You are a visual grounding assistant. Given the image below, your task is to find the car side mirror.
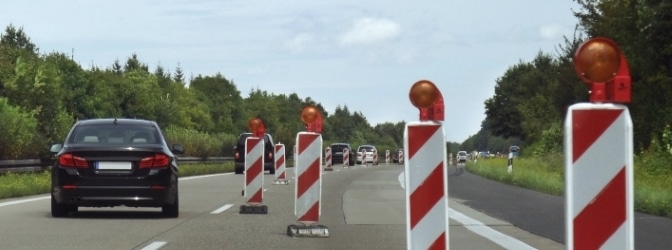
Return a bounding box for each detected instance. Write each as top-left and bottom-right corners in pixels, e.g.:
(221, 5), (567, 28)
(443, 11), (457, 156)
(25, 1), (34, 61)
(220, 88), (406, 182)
(50, 144), (63, 153)
(172, 144), (185, 154)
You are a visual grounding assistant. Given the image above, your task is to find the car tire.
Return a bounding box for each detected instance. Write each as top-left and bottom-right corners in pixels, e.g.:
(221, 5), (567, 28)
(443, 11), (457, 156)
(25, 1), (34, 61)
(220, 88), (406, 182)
(162, 194), (179, 218)
(269, 166), (275, 175)
(235, 168), (243, 174)
(51, 194), (70, 218)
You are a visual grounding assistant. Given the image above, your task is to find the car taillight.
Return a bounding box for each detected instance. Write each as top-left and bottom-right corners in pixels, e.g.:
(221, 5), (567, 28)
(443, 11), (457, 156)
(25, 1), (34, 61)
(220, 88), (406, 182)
(139, 153), (170, 168)
(235, 152), (240, 159)
(268, 152), (273, 159)
(59, 153), (88, 168)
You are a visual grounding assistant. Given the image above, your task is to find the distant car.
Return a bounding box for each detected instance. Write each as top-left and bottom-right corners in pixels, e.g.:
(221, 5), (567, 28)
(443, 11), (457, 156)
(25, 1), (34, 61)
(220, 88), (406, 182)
(509, 146), (520, 158)
(49, 118), (184, 218)
(234, 133), (275, 175)
(457, 151), (468, 163)
(392, 148), (403, 163)
(356, 145), (378, 164)
(329, 143), (355, 166)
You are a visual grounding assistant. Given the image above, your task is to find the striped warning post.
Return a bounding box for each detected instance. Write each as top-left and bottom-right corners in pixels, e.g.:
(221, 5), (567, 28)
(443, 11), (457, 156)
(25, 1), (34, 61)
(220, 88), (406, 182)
(324, 147), (333, 171)
(565, 103), (634, 250)
(343, 148), (350, 168)
(404, 121), (449, 250)
(398, 149), (404, 165)
(372, 149), (379, 165)
(385, 150), (390, 164)
(244, 137), (264, 204)
(360, 148), (367, 167)
(273, 144), (288, 185)
(295, 132), (323, 224)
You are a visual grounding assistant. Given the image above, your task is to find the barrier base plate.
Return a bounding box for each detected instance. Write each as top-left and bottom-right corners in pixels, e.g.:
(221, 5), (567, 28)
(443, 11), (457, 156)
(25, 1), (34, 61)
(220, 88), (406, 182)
(287, 224), (329, 238)
(239, 204), (268, 214)
(323, 167), (333, 171)
(273, 179), (289, 185)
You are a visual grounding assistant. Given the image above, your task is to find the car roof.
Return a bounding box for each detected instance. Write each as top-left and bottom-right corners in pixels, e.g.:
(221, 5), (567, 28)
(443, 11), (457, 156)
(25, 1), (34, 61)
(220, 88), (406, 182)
(74, 118), (156, 126)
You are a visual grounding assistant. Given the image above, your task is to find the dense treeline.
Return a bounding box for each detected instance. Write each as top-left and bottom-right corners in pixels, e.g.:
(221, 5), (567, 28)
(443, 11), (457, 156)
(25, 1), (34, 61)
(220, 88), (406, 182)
(463, 0), (672, 161)
(0, 24), (407, 160)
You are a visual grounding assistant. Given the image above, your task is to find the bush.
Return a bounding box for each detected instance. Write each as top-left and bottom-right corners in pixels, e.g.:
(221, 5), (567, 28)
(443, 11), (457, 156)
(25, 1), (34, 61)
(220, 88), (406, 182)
(163, 126), (237, 158)
(0, 98), (39, 159)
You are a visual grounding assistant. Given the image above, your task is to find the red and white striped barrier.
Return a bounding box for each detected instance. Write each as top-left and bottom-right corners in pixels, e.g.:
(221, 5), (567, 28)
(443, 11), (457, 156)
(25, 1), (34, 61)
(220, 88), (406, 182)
(565, 103), (634, 250)
(273, 144), (288, 185)
(324, 147), (333, 171)
(372, 149), (378, 165)
(398, 150), (404, 165)
(385, 150), (390, 164)
(343, 148), (350, 168)
(404, 121), (449, 249)
(294, 132), (323, 225)
(360, 149), (367, 167)
(240, 136), (267, 214)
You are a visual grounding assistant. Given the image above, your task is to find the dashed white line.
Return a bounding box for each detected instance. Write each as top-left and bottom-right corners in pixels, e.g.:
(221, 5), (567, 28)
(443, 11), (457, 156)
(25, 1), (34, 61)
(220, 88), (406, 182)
(140, 241), (167, 250)
(210, 204), (234, 214)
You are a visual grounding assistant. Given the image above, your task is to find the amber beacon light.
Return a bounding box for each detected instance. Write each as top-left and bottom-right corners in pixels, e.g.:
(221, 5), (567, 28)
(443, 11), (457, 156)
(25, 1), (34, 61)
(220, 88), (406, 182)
(301, 105), (323, 133)
(248, 117), (265, 137)
(573, 37), (631, 103)
(409, 80), (445, 121)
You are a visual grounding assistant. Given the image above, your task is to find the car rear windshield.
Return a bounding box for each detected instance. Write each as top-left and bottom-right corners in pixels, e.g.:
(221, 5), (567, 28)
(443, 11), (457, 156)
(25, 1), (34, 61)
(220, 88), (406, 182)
(458, 152), (467, 156)
(331, 144), (349, 152)
(68, 124), (161, 144)
(358, 146), (375, 152)
(237, 134), (272, 146)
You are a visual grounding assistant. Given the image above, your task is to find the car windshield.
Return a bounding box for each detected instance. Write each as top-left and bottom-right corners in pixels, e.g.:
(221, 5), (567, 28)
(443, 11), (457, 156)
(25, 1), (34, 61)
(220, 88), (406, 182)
(237, 133), (272, 146)
(458, 152), (467, 156)
(358, 146), (374, 152)
(331, 144), (349, 152)
(68, 124), (160, 144)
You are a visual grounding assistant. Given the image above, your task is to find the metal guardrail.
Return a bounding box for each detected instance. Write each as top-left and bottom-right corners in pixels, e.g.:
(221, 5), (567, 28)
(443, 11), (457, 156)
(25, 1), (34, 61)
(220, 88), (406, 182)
(0, 156), (234, 173)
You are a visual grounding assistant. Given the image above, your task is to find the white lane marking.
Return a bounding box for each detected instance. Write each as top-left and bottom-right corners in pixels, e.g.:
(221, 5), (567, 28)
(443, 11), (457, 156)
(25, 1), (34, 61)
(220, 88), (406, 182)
(263, 188), (267, 192)
(141, 241), (167, 250)
(0, 173), (234, 208)
(210, 204), (234, 214)
(181, 172), (233, 180)
(0, 196), (49, 207)
(397, 172), (536, 250)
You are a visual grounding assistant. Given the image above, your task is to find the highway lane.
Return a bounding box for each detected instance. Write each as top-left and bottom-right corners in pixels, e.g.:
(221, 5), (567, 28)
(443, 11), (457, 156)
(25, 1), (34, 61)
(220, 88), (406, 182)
(0, 163), (562, 249)
(449, 164), (672, 250)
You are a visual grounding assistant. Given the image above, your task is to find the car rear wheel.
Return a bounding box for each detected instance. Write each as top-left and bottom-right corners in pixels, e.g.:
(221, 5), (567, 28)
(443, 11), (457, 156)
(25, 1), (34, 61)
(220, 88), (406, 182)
(162, 194), (179, 218)
(234, 168), (243, 174)
(51, 194), (72, 218)
(269, 167), (275, 175)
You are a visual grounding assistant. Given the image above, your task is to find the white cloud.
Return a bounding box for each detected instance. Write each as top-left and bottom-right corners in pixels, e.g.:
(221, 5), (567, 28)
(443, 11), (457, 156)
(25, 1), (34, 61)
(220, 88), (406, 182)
(340, 17), (401, 46)
(284, 33), (315, 52)
(539, 24), (567, 40)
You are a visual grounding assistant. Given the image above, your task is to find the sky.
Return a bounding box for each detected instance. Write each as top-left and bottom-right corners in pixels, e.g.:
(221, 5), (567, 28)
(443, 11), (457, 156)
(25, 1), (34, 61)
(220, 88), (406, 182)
(1, 0), (582, 143)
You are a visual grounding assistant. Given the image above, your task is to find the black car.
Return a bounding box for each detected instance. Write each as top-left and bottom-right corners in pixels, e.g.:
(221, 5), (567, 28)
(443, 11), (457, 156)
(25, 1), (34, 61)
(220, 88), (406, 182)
(234, 133), (275, 175)
(392, 148), (404, 163)
(329, 143), (355, 166)
(49, 118), (184, 218)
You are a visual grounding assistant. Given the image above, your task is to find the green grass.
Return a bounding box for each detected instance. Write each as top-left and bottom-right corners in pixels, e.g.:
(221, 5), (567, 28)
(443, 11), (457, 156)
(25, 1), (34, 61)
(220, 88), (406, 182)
(467, 155), (672, 218)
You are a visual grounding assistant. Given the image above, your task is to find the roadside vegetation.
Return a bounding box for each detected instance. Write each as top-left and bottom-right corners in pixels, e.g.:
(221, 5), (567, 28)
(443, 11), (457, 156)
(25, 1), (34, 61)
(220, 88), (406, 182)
(466, 124), (672, 218)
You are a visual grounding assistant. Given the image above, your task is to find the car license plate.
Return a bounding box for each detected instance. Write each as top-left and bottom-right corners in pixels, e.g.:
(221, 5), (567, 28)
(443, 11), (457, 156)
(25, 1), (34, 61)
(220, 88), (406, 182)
(96, 162), (132, 170)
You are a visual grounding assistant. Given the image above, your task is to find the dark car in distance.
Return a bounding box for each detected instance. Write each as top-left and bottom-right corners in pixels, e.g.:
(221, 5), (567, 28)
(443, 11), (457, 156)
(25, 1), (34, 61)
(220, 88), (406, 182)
(392, 148), (404, 163)
(234, 133), (275, 175)
(329, 143), (355, 166)
(49, 118), (184, 218)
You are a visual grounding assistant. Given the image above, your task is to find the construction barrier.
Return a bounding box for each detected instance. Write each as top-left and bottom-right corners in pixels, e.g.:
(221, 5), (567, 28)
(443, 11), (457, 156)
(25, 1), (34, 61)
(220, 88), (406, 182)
(405, 121), (448, 249)
(324, 147), (333, 171)
(372, 149), (378, 165)
(240, 136), (267, 214)
(343, 148), (350, 168)
(385, 150), (390, 164)
(273, 144), (289, 185)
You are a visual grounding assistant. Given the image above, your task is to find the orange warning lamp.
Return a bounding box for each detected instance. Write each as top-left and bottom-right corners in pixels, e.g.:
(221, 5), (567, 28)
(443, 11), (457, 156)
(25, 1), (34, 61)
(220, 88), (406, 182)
(301, 105), (323, 133)
(574, 37), (631, 103)
(248, 117), (265, 137)
(409, 80), (444, 121)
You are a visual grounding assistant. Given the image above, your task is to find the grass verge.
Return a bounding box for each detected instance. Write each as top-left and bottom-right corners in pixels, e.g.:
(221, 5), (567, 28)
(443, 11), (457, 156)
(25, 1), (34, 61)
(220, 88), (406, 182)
(467, 156), (672, 218)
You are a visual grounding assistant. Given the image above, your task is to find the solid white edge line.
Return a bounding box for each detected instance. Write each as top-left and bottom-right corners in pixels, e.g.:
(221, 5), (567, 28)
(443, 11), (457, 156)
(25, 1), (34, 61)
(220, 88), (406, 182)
(0, 196), (50, 207)
(210, 204), (234, 214)
(397, 172), (537, 250)
(141, 241), (167, 250)
(0, 172), (234, 207)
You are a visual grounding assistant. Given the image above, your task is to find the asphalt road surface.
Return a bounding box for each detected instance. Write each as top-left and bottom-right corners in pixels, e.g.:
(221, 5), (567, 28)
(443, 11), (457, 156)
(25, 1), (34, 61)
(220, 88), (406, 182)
(0, 161), (669, 249)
